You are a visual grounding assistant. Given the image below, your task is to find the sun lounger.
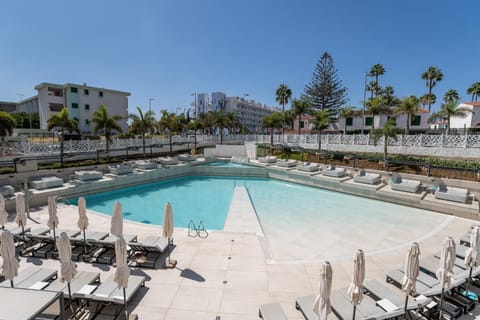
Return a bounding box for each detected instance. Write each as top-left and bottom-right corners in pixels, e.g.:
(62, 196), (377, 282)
(259, 303), (287, 320)
(322, 165), (346, 178)
(133, 160), (157, 170)
(433, 180), (469, 203)
(390, 173), (421, 193)
(108, 164), (133, 175)
(45, 271), (100, 298)
(276, 159), (297, 168)
(353, 169), (381, 185)
(73, 274), (145, 319)
(258, 156), (277, 164)
(88, 233), (138, 264)
(0, 267), (57, 289)
(0, 184), (15, 197)
(30, 176), (64, 190)
(128, 236), (169, 268)
(177, 154), (196, 162)
(156, 157), (179, 165)
(29, 229), (80, 258)
(364, 279), (431, 311)
(297, 162), (319, 172)
(74, 170), (103, 181)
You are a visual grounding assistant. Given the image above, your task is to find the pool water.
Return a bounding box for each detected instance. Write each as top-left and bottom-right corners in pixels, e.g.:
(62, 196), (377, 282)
(75, 176), (242, 230)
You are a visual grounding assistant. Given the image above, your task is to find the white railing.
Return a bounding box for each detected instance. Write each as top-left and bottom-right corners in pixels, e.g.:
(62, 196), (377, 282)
(2, 133), (480, 156)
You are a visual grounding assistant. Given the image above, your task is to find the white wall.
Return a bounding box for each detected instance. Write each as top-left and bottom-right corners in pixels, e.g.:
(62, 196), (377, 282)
(450, 104), (480, 129)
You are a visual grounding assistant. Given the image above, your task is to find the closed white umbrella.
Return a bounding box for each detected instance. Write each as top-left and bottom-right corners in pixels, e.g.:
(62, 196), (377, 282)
(347, 249), (365, 320)
(56, 232), (77, 301)
(47, 196), (59, 239)
(110, 201), (123, 237)
(15, 193), (26, 241)
(0, 230), (19, 287)
(163, 202), (176, 267)
(436, 237), (456, 320)
(0, 194), (7, 229)
(464, 226), (480, 290)
(114, 237), (130, 319)
(77, 197), (89, 253)
(313, 261), (333, 320)
(401, 242), (420, 313)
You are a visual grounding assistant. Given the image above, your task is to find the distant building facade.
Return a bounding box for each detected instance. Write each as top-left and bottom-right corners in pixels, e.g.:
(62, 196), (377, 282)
(8, 82), (130, 134)
(449, 102), (480, 130)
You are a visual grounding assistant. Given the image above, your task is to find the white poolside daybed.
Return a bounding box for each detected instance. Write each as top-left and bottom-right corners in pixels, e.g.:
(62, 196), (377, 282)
(258, 156), (277, 164)
(322, 165), (346, 178)
(30, 176), (64, 190)
(75, 170), (103, 181)
(276, 159), (297, 168)
(156, 157), (179, 165)
(133, 160), (157, 170)
(0, 184), (15, 198)
(177, 154), (196, 162)
(435, 184), (468, 203)
(390, 173), (421, 193)
(353, 169), (381, 185)
(108, 164), (133, 175)
(296, 162), (319, 172)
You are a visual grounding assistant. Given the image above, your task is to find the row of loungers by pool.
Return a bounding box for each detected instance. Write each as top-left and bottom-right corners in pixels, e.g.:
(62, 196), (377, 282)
(16, 227), (170, 269)
(260, 229), (480, 320)
(0, 266), (145, 319)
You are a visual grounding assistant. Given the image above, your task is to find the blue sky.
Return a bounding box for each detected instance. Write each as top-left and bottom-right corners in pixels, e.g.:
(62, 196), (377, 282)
(0, 0), (478, 115)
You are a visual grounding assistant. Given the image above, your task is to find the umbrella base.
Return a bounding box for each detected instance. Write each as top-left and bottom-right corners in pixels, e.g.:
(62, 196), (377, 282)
(165, 259), (177, 269)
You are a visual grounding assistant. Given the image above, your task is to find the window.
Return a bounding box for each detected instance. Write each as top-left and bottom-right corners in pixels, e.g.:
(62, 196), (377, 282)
(70, 87), (78, 93)
(99, 91), (104, 97)
(73, 117), (79, 122)
(387, 116), (397, 126)
(71, 103), (79, 109)
(346, 117), (353, 126)
(85, 119), (90, 125)
(365, 117), (373, 126)
(300, 121), (305, 129)
(411, 115), (421, 126)
(84, 89), (89, 95)
(85, 104), (90, 110)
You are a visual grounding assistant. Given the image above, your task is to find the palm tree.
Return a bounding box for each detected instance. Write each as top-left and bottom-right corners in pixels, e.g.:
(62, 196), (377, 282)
(128, 106), (156, 156)
(429, 99), (472, 135)
(394, 96), (420, 135)
(282, 109), (296, 133)
(443, 89), (460, 104)
(261, 112), (283, 145)
(421, 66), (443, 112)
(368, 64), (386, 97)
(225, 112), (241, 134)
(276, 84), (292, 135)
(199, 112), (215, 135)
(292, 97), (312, 135)
(213, 111), (229, 144)
(371, 118), (398, 169)
(309, 109), (331, 151)
(365, 96), (390, 130)
(47, 108), (79, 166)
(420, 94), (436, 109)
(338, 106), (357, 134)
(158, 110), (184, 153)
(0, 111), (16, 156)
(366, 81), (381, 99)
(188, 119), (202, 149)
(467, 82), (480, 101)
(92, 105), (123, 153)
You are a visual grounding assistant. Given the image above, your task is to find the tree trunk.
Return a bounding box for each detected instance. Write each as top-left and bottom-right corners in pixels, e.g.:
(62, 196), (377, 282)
(383, 135), (388, 169)
(194, 131), (197, 149)
(447, 114), (450, 135)
(427, 80), (433, 112)
(318, 133), (322, 151)
(281, 102), (285, 136)
(106, 131), (110, 155)
(169, 134), (173, 153)
(270, 129), (273, 146)
(297, 115), (301, 135)
(142, 133), (146, 156)
(60, 126), (64, 168)
(220, 127), (223, 144)
(406, 114), (410, 135)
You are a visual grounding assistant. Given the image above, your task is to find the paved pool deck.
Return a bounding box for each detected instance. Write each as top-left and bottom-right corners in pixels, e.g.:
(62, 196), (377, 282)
(3, 191), (480, 320)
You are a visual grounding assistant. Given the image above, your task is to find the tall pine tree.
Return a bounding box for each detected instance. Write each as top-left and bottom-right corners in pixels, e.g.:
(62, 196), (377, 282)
(304, 52), (349, 114)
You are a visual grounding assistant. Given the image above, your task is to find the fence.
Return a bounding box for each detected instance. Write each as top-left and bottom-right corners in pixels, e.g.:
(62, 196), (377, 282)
(2, 134), (480, 158)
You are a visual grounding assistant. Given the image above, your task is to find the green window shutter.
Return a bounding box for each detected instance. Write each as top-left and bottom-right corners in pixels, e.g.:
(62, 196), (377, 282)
(71, 87), (78, 93)
(346, 117), (353, 126)
(85, 104), (90, 110)
(72, 103), (79, 109)
(411, 115), (421, 126)
(84, 89), (89, 95)
(99, 91), (104, 97)
(365, 117), (373, 126)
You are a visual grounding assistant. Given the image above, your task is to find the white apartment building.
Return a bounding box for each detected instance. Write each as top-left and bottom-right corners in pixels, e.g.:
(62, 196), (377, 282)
(449, 102), (480, 130)
(30, 82), (130, 134)
(225, 96), (277, 132)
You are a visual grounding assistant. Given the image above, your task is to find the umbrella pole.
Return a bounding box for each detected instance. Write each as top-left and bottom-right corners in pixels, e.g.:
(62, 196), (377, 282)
(404, 295), (412, 320)
(21, 223), (25, 242)
(83, 229), (87, 254)
(439, 287), (445, 320)
(10, 280), (13, 288)
(466, 267), (473, 291)
(53, 223), (56, 240)
(67, 282), (75, 315)
(352, 305), (356, 320)
(123, 287), (128, 320)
